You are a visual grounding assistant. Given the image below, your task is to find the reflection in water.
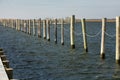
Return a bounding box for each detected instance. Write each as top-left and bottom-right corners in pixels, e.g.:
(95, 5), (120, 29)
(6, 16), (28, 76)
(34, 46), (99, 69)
(113, 64), (120, 79)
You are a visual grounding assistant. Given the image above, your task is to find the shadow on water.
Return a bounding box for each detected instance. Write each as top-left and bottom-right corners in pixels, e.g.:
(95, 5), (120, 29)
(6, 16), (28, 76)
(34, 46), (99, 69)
(0, 22), (120, 80)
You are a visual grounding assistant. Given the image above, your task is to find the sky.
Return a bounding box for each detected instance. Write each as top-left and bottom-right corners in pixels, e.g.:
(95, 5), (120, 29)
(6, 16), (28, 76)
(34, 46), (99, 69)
(0, 0), (120, 19)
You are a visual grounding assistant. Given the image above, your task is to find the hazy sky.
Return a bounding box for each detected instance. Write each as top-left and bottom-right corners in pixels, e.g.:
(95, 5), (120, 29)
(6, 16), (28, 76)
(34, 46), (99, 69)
(0, 0), (120, 19)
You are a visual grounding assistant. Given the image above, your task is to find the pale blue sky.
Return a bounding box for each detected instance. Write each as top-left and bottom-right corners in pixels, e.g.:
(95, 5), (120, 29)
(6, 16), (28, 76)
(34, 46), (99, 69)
(0, 0), (120, 19)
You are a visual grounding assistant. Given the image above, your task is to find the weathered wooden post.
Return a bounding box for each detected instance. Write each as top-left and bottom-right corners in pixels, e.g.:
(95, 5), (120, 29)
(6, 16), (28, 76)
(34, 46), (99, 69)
(18, 19), (20, 31)
(6, 19), (8, 27)
(47, 19), (50, 41)
(0, 19), (1, 25)
(3, 60), (9, 68)
(9, 19), (11, 28)
(5, 19), (7, 27)
(22, 20), (25, 32)
(28, 19), (31, 35)
(81, 18), (88, 52)
(38, 19), (41, 37)
(25, 20), (27, 33)
(16, 19), (18, 30)
(100, 18), (106, 59)
(17, 19), (19, 30)
(3, 19), (4, 26)
(61, 19), (64, 45)
(24, 20), (26, 33)
(26, 20), (29, 33)
(20, 19), (22, 31)
(6, 68), (13, 79)
(21, 20), (24, 32)
(8, 19), (11, 27)
(14, 19), (16, 29)
(32, 19), (36, 36)
(25, 20), (28, 33)
(43, 20), (46, 39)
(17, 19), (19, 31)
(7, 19), (9, 27)
(3, 19), (5, 27)
(3, 19), (6, 27)
(54, 19), (57, 44)
(15, 19), (18, 30)
(116, 16), (120, 64)
(70, 15), (75, 49)
(11, 19), (14, 28)
(24, 20), (27, 33)
(9, 19), (11, 27)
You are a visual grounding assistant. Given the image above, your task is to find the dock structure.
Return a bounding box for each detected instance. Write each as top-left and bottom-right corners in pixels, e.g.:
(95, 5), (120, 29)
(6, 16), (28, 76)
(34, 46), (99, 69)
(0, 56), (9, 80)
(0, 48), (15, 80)
(0, 15), (119, 65)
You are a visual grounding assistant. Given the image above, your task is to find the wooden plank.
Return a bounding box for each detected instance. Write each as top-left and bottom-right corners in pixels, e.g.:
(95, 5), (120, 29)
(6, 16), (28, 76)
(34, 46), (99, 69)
(0, 57), (9, 80)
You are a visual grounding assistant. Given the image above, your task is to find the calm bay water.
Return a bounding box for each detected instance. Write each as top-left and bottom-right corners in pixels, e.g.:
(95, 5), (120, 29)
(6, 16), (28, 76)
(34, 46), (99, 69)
(0, 22), (120, 80)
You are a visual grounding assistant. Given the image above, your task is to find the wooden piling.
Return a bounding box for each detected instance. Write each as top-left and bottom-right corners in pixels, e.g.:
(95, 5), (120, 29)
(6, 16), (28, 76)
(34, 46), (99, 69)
(16, 19), (18, 30)
(47, 19), (50, 41)
(1, 55), (7, 61)
(21, 20), (24, 32)
(100, 18), (106, 59)
(32, 19), (35, 36)
(0, 51), (4, 55)
(15, 19), (18, 30)
(70, 15), (75, 49)
(18, 19), (20, 31)
(6, 68), (13, 79)
(8, 19), (10, 27)
(19, 19), (20, 31)
(61, 19), (64, 45)
(38, 19), (41, 38)
(26, 20), (28, 33)
(7, 19), (9, 27)
(11, 19), (14, 29)
(81, 18), (88, 52)
(3, 60), (9, 68)
(24, 20), (27, 33)
(13, 19), (16, 29)
(43, 20), (46, 39)
(26, 20), (29, 34)
(28, 19), (31, 35)
(54, 19), (57, 44)
(116, 16), (120, 64)
(10, 19), (11, 27)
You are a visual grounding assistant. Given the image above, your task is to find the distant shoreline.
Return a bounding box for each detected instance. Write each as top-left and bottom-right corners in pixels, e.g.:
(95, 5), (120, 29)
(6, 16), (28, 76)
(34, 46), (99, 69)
(76, 19), (115, 22)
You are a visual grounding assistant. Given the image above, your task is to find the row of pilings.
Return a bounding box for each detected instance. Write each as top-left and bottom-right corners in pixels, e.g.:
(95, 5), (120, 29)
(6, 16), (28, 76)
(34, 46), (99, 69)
(0, 15), (120, 64)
